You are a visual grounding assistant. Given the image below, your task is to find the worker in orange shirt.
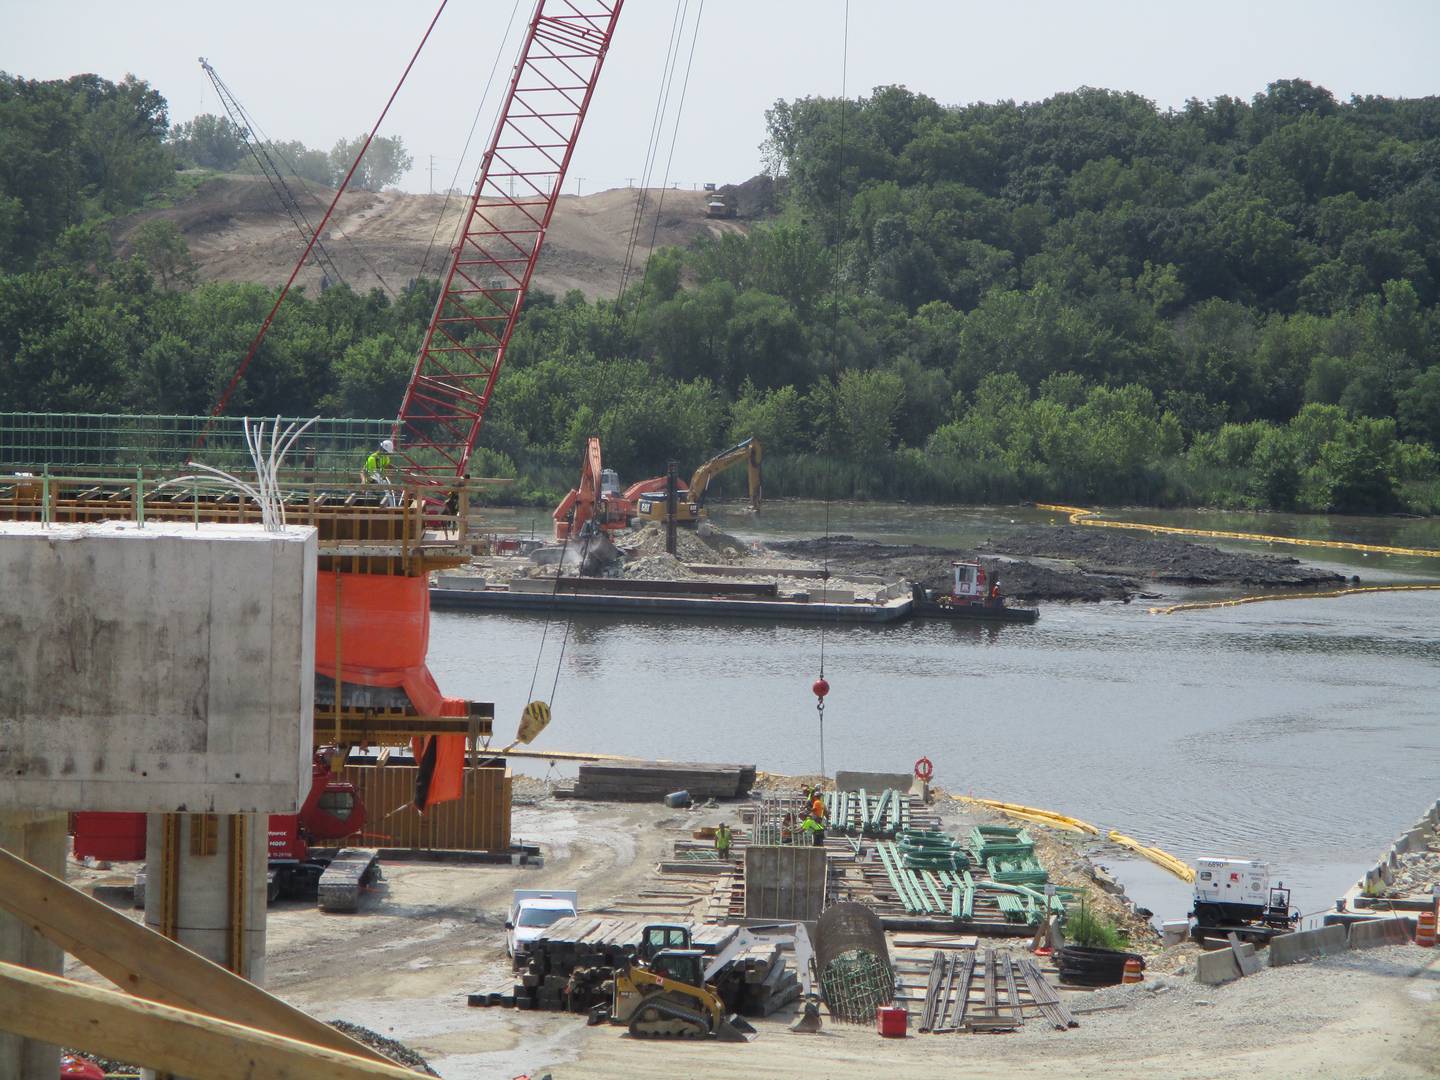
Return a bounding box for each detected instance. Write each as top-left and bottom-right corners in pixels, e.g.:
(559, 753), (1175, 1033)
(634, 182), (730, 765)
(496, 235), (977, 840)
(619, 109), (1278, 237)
(811, 790), (825, 823)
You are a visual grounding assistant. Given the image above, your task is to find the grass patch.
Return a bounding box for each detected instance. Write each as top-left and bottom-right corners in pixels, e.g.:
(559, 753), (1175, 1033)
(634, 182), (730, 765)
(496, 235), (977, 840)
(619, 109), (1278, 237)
(1065, 895), (1129, 950)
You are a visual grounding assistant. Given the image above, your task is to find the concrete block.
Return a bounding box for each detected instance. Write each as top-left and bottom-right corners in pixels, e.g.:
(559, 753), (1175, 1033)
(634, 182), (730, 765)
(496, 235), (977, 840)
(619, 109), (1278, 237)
(1269, 924), (1348, 967)
(1161, 921), (1189, 947)
(0, 521), (316, 814)
(1230, 939), (1261, 976)
(435, 574), (487, 591)
(834, 771), (914, 795)
(1347, 917), (1412, 949)
(1196, 948), (1242, 985)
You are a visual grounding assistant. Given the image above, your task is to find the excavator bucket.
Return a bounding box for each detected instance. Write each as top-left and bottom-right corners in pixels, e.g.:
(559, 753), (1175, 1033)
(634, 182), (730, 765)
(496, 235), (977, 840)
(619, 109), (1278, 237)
(715, 1014), (758, 1043)
(788, 997), (823, 1034)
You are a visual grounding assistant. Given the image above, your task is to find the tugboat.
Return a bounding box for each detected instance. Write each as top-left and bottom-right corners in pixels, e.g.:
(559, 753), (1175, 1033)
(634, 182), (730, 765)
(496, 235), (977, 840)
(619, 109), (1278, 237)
(910, 560), (1039, 624)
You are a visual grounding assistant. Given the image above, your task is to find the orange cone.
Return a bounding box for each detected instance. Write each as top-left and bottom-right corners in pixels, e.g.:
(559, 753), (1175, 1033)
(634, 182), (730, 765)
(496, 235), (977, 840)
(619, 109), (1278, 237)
(1416, 909), (1436, 948)
(1122, 958), (1144, 984)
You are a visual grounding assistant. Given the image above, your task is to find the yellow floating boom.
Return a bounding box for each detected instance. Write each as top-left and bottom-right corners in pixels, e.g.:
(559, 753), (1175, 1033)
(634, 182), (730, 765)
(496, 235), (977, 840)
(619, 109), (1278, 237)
(1036, 502), (1440, 560)
(1150, 583), (1440, 615)
(1106, 830), (1195, 882)
(952, 795), (1101, 835)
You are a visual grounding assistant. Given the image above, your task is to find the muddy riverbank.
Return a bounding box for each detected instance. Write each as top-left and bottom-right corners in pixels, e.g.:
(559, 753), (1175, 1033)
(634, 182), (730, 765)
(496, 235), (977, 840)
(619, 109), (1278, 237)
(767, 526), (1349, 602)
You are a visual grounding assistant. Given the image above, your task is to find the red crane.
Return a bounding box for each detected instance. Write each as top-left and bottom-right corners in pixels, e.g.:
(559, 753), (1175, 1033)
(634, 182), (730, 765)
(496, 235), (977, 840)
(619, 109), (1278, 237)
(396, 0), (623, 479)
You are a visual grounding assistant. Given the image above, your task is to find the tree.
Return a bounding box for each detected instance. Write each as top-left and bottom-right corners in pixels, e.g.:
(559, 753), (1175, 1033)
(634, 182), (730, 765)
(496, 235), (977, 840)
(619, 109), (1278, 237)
(170, 113), (246, 170)
(809, 369), (906, 456)
(128, 219), (195, 290)
(328, 134), (412, 191)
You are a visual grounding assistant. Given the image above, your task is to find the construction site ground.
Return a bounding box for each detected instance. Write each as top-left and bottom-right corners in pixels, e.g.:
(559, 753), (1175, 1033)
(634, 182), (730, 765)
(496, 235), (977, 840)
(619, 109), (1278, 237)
(114, 177), (748, 302)
(66, 787), (1440, 1079)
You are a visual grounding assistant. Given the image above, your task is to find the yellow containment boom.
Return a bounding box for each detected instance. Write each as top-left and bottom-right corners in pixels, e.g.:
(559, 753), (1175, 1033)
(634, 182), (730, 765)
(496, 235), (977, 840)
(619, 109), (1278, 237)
(1150, 583), (1440, 615)
(1036, 503), (1440, 560)
(951, 795), (1100, 835)
(1106, 830), (1195, 882)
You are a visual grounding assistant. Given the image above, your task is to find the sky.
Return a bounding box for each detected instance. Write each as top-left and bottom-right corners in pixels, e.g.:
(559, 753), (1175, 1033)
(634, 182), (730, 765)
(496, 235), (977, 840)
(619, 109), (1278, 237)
(3, 0), (1439, 196)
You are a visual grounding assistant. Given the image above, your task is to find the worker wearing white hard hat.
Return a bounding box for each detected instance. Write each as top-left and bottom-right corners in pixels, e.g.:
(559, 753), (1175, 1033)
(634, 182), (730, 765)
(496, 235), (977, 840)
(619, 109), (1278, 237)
(363, 438), (395, 486)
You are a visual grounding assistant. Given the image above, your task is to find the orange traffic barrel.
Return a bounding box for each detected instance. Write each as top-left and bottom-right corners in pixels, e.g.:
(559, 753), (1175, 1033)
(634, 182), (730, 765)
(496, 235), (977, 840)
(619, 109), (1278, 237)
(1122, 958), (1144, 984)
(1416, 910), (1437, 948)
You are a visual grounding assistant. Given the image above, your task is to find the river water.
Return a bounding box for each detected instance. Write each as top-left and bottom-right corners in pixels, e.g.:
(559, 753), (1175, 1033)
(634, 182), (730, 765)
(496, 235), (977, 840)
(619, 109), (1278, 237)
(428, 502), (1440, 921)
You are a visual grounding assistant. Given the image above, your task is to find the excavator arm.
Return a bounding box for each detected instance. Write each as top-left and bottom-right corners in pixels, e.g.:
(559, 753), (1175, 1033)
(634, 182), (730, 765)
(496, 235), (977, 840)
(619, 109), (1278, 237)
(687, 437), (762, 512)
(553, 437), (605, 540)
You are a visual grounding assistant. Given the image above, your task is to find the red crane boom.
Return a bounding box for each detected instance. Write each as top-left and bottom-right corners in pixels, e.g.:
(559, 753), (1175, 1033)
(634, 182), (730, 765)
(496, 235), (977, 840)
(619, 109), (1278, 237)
(396, 0), (623, 479)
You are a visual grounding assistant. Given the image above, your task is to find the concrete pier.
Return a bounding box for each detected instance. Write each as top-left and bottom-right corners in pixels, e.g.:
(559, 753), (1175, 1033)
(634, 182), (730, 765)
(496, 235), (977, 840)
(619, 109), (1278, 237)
(143, 813), (270, 982)
(0, 811), (66, 1080)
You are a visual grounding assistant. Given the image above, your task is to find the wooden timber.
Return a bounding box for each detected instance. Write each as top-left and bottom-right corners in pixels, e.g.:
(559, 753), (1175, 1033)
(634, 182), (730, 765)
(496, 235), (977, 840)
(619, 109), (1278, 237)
(0, 848), (389, 1065)
(0, 962), (419, 1080)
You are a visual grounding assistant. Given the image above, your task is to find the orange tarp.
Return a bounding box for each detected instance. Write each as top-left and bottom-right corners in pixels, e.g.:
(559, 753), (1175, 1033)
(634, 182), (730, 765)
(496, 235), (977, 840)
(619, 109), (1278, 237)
(316, 570), (467, 807)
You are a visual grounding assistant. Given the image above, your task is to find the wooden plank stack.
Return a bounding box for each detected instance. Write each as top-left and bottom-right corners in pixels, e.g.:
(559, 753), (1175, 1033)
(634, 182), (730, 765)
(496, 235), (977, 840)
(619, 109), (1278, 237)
(556, 761), (756, 802)
(468, 918), (741, 1014)
(901, 948), (1076, 1034)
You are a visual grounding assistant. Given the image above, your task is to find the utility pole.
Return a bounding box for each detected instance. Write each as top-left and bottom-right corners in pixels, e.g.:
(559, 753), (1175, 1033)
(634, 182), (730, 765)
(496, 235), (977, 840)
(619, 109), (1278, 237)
(626, 177), (635, 188)
(576, 177), (585, 196)
(428, 154), (434, 195)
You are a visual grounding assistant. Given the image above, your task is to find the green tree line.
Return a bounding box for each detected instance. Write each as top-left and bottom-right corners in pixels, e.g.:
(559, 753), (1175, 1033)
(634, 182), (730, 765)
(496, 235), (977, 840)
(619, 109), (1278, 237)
(0, 72), (410, 273)
(1, 72), (1438, 513)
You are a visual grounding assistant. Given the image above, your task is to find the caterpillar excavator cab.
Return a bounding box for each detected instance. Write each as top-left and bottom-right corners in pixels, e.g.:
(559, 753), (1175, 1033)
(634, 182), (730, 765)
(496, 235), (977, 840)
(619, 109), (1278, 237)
(631, 437), (763, 526)
(610, 924), (757, 1042)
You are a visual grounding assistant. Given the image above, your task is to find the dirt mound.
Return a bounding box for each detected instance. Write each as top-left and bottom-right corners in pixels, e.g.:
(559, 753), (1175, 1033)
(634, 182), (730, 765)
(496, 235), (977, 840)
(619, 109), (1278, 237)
(114, 176), (752, 301)
(618, 522), (748, 564)
(984, 526), (1349, 588)
(766, 535), (1131, 602)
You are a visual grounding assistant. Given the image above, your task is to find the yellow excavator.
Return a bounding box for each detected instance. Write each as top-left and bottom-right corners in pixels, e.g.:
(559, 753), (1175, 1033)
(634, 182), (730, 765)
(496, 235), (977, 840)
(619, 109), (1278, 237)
(630, 437), (762, 527)
(609, 925), (758, 1041)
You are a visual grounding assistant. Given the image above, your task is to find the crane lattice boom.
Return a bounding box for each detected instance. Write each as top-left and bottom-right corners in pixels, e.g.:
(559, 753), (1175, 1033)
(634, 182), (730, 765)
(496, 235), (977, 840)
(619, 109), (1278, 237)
(396, 0), (623, 479)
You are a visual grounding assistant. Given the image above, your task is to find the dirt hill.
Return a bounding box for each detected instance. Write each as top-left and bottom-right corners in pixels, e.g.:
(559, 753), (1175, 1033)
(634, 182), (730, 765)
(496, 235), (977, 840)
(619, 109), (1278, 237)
(115, 176), (753, 300)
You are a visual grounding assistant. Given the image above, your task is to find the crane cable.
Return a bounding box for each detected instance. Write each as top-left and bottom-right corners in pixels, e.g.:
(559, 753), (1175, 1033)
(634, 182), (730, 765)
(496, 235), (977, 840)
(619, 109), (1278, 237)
(198, 58), (403, 301)
(617, 0), (704, 317)
(202, 0), (449, 434)
(416, 0), (525, 283)
(813, 0), (851, 779)
(614, 0), (692, 306)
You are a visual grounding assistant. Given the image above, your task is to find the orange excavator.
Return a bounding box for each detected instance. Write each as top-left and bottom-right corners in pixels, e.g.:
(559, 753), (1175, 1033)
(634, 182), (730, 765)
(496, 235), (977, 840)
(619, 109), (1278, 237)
(553, 437), (632, 540)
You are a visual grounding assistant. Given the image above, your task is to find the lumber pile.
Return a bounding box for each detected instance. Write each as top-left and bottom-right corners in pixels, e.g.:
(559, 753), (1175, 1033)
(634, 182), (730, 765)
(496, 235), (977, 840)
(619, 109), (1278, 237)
(555, 761), (756, 802)
(467, 918), (798, 1016)
(909, 948), (1076, 1034)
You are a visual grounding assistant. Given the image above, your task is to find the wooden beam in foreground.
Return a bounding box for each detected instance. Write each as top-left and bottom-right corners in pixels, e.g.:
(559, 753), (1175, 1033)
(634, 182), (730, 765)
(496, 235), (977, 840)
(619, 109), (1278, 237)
(0, 846), (388, 1065)
(0, 961), (419, 1080)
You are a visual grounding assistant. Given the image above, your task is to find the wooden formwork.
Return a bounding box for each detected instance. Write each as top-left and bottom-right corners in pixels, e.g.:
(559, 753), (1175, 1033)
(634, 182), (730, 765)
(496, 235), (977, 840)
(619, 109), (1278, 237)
(341, 764), (511, 852)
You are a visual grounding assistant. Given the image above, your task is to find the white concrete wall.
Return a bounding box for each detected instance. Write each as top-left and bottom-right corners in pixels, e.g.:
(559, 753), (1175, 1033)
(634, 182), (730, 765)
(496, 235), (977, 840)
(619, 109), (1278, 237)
(0, 521), (315, 814)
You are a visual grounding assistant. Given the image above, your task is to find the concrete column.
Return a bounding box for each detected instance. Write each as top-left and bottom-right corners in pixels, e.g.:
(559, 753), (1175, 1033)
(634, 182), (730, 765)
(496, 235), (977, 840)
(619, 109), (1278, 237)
(0, 810), (67, 1080)
(143, 813), (268, 983)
